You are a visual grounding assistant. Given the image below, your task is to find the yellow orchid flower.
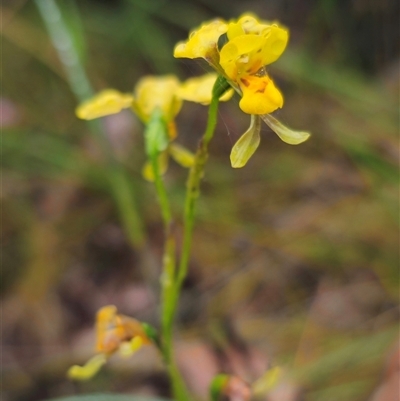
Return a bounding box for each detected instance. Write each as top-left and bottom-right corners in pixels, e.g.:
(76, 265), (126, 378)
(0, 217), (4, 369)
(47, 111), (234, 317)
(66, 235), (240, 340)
(76, 74), (231, 121)
(132, 75), (182, 140)
(174, 14), (288, 116)
(174, 13), (311, 167)
(75, 75), (182, 139)
(75, 74), (232, 178)
(68, 305), (152, 381)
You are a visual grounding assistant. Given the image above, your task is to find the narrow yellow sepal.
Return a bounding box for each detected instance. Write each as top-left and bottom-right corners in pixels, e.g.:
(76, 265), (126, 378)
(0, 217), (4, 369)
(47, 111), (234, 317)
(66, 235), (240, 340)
(67, 354), (107, 381)
(169, 143), (195, 168)
(76, 90), (133, 120)
(261, 114), (311, 145)
(230, 115), (261, 168)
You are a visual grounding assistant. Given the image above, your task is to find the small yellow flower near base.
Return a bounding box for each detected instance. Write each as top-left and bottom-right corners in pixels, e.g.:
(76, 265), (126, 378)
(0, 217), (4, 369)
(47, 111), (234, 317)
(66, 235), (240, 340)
(95, 305), (151, 354)
(68, 305), (152, 381)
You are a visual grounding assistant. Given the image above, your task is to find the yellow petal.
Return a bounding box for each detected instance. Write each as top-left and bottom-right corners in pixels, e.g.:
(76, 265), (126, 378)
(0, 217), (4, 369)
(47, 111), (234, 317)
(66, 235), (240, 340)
(261, 114), (311, 144)
(239, 14), (269, 34)
(226, 20), (245, 40)
(96, 305), (118, 353)
(173, 19), (228, 59)
(219, 35), (265, 78)
(221, 17), (288, 79)
(227, 14), (264, 39)
(239, 76), (283, 115)
(67, 354), (107, 381)
(230, 115), (261, 168)
(132, 75), (182, 124)
(142, 151), (169, 182)
(259, 24), (289, 66)
(177, 73), (234, 105)
(169, 143), (195, 168)
(76, 90), (133, 120)
(118, 336), (144, 358)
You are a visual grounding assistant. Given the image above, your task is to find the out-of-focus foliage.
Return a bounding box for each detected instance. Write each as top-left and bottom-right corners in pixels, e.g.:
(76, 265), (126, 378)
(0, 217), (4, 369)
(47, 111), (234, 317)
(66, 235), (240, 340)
(2, 1), (398, 401)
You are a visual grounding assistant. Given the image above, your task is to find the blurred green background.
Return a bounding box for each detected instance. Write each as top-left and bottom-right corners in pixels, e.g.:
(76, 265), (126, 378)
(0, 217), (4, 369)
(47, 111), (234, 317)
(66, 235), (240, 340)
(2, 0), (399, 401)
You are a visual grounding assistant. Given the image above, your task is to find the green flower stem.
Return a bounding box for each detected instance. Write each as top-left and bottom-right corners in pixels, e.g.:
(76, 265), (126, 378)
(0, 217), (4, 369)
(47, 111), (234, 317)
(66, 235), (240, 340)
(177, 88), (221, 288)
(149, 149), (192, 401)
(158, 82), (224, 401)
(160, 224), (191, 401)
(36, 0), (145, 247)
(151, 155), (172, 228)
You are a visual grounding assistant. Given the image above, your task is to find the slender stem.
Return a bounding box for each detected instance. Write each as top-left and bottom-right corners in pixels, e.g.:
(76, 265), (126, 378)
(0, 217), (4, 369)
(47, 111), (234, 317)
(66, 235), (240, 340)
(150, 150), (192, 400)
(151, 155), (172, 228)
(160, 231), (191, 401)
(156, 82), (223, 400)
(177, 93), (220, 288)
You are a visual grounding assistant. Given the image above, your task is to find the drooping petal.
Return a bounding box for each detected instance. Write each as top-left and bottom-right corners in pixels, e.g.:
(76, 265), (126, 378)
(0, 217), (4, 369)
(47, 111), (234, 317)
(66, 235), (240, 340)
(67, 354), (107, 381)
(261, 114), (311, 144)
(76, 90), (133, 120)
(178, 73), (234, 104)
(239, 76), (283, 115)
(169, 143), (195, 168)
(230, 115), (261, 168)
(174, 19), (228, 60)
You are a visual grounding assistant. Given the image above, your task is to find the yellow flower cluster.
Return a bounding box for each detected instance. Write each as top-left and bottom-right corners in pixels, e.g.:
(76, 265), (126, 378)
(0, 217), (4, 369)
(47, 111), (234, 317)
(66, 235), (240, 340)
(76, 74), (232, 178)
(76, 74), (231, 135)
(68, 305), (152, 380)
(75, 13), (310, 171)
(174, 13), (310, 167)
(174, 14), (287, 116)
